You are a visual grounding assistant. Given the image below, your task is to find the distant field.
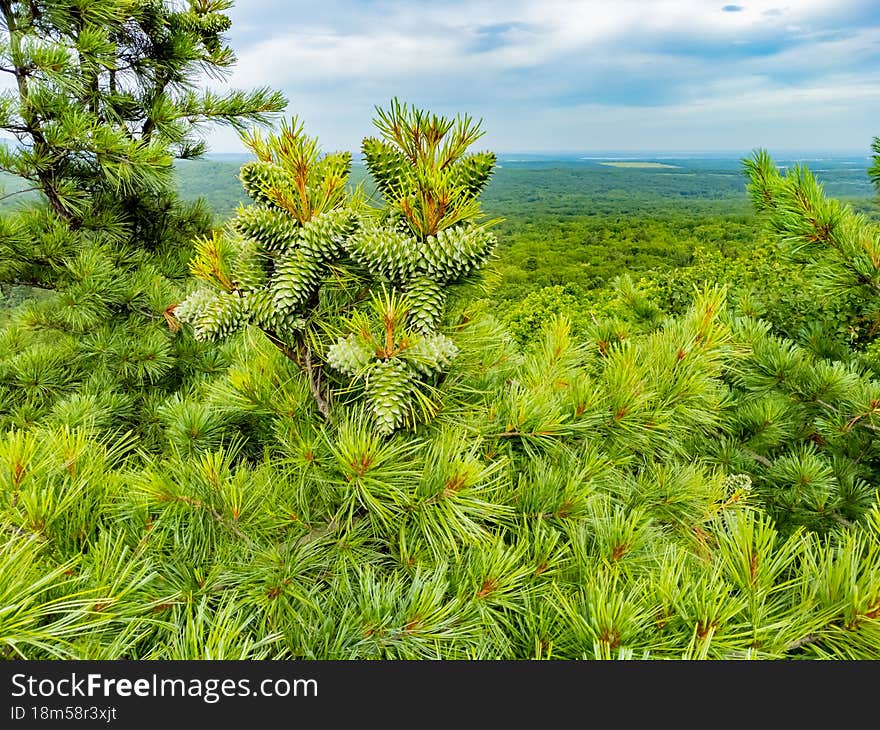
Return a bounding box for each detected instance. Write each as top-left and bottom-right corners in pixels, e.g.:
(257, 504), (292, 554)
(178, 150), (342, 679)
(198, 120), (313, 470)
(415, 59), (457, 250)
(598, 161), (680, 169)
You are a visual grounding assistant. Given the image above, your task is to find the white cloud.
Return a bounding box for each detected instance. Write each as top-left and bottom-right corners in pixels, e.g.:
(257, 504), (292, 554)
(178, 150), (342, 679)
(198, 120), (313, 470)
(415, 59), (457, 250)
(497, 73), (880, 152)
(207, 0), (880, 152)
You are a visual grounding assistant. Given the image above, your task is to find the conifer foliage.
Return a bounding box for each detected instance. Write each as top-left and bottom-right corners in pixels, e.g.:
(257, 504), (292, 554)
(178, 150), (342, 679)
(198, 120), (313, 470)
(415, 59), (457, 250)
(177, 101), (498, 432)
(0, 1), (285, 441)
(744, 148), (880, 349)
(0, 0), (283, 224)
(1, 5), (879, 662)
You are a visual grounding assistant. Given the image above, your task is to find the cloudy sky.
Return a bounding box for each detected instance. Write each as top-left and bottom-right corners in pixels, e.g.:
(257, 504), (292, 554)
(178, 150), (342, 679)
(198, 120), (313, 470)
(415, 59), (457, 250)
(209, 0), (880, 154)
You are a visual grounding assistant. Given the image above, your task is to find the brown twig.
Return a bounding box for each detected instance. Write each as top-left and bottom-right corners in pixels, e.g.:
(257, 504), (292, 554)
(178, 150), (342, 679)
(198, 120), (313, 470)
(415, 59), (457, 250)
(785, 634), (818, 652)
(744, 449), (773, 468)
(262, 328), (332, 420)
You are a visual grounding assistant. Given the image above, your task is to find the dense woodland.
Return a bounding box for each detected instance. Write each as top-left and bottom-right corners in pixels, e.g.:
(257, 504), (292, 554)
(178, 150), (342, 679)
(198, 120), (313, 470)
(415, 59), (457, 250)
(2, 1), (880, 661)
(164, 154), (880, 358)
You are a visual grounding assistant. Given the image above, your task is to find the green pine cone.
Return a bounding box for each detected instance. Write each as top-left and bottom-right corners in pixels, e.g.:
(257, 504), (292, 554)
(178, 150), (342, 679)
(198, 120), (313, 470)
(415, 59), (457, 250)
(196, 13), (233, 35)
(272, 248), (323, 317)
(239, 161), (293, 208)
(404, 276), (446, 333)
(178, 289), (247, 341)
(297, 208), (358, 261)
(362, 137), (409, 199)
(243, 289), (293, 332)
(233, 205), (300, 252)
(366, 359), (414, 434)
(346, 223), (419, 282)
(327, 333), (375, 376)
(174, 288), (217, 328)
(406, 333), (458, 375)
(450, 151), (496, 199)
(419, 224), (496, 282)
(231, 239), (267, 291)
(169, 11), (201, 33)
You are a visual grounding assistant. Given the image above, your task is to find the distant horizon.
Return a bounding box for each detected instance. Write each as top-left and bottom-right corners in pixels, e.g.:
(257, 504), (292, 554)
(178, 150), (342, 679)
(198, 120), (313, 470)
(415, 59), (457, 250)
(200, 149), (873, 160)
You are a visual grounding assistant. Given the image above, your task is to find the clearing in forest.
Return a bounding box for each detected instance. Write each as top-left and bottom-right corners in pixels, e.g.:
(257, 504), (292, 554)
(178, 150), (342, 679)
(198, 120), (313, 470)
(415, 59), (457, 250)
(599, 161), (681, 168)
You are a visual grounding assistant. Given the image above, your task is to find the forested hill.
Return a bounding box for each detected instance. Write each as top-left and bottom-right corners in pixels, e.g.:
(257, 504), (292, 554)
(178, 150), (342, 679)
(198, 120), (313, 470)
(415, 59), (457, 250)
(1, 152), (872, 310)
(165, 152), (876, 306)
(172, 152), (875, 221)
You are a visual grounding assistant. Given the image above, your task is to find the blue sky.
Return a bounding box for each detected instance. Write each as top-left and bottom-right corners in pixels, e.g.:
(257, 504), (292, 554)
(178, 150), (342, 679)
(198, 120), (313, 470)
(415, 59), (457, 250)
(208, 0), (880, 154)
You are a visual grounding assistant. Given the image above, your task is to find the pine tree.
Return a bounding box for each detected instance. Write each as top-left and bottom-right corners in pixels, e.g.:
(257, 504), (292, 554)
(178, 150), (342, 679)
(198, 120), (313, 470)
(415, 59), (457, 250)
(868, 137), (880, 198)
(0, 0), (283, 225)
(0, 1), (285, 441)
(6, 286), (880, 659)
(744, 149), (880, 350)
(176, 101), (498, 432)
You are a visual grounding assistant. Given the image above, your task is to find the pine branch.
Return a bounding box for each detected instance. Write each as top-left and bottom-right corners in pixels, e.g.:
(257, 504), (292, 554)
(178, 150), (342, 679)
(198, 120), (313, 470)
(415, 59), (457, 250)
(0, 185), (40, 202)
(785, 634), (818, 652)
(300, 338), (332, 421)
(286, 519), (340, 551)
(262, 327), (332, 420)
(744, 449), (773, 468)
(0, 0), (68, 219)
